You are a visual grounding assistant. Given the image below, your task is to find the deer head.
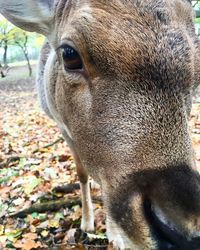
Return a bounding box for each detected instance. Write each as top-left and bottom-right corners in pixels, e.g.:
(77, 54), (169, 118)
(1, 0), (200, 249)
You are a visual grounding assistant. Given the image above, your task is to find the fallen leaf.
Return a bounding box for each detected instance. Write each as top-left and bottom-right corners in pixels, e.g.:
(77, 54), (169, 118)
(0, 235), (7, 247)
(41, 230), (49, 237)
(0, 203), (8, 218)
(13, 238), (42, 250)
(0, 225), (4, 236)
(6, 229), (23, 242)
(23, 232), (37, 240)
(13, 198), (25, 206)
(23, 176), (42, 195)
(48, 219), (60, 228)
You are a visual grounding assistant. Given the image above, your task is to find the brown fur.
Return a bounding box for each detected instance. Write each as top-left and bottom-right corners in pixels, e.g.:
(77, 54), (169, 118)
(1, 0), (200, 249)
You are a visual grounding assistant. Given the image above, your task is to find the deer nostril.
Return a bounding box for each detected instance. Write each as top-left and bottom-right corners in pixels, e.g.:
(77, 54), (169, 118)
(143, 199), (200, 250)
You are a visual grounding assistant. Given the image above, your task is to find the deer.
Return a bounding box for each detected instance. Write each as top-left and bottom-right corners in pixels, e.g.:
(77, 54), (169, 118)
(1, 0), (200, 249)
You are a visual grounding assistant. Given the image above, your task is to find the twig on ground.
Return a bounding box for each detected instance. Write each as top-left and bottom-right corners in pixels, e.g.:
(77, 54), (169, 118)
(9, 195), (103, 218)
(9, 196), (81, 218)
(52, 183), (80, 194)
(32, 137), (64, 153)
(0, 156), (20, 169)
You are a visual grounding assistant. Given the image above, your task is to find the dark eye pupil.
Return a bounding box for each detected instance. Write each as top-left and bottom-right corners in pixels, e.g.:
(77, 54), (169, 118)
(62, 46), (83, 70)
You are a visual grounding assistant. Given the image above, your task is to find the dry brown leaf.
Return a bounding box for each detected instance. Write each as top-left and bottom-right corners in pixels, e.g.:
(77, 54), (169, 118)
(23, 233), (38, 240)
(13, 238), (42, 250)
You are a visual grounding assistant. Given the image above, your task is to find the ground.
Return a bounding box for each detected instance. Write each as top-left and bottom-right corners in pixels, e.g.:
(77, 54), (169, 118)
(0, 65), (200, 250)
(0, 65), (107, 250)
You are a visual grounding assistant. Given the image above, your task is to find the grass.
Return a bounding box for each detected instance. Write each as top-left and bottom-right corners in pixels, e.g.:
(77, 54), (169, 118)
(8, 60), (38, 67)
(0, 71), (36, 82)
(0, 62), (37, 82)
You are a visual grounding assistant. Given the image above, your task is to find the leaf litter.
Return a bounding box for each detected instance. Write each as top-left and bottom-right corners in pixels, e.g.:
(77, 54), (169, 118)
(0, 78), (107, 249)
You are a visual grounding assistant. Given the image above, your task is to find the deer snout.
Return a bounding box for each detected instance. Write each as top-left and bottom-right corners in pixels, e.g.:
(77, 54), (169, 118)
(141, 164), (200, 250)
(144, 199), (200, 250)
(108, 164), (200, 250)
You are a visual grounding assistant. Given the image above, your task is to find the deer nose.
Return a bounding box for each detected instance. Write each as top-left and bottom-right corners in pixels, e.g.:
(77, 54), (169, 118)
(143, 199), (200, 250)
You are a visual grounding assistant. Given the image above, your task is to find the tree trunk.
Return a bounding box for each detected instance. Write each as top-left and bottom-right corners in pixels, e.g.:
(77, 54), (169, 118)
(0, 63), (8, 78)
(24, 50), (32, 77)
(15, 35), (32, 77)
(196, 10), (200, 18)
(3, 40), (8, 67)
(0, 68), (6, 78)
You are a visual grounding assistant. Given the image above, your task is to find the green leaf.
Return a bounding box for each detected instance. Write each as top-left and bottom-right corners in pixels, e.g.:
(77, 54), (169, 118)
(23, 176), (42, 195)
(54, 212), (64, 221)
(0, 204), (8, 218)
(18, 158), (26, 169)
(31, 212), (39, 219)
(6, 229), (23, 242)
(0, 169), (19, 184)
(38, 213), (47, 221)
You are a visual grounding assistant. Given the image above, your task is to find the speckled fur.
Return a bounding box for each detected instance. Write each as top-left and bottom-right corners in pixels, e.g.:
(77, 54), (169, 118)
(1, 0), (200, 249)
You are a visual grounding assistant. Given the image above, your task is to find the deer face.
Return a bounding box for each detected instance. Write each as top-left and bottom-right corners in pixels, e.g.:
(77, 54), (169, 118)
(1, 0), (200, 249)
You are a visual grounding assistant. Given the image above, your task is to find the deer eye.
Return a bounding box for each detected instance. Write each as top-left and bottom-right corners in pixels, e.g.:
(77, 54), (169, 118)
(61, 45), (83, 71)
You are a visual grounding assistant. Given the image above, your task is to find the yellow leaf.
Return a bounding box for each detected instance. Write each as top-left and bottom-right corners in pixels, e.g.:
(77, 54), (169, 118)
(48, 219), (60, 228)
(68, 156), (74, 161)
(39, 148), (50, 153)
(23, 176), (42, 195)
(41, 230), (49, 237)
(0, 225), (4, 235)
(17, 119), (24, 126)
(30, 225), (36, 233)
(0, 235), (7, 244)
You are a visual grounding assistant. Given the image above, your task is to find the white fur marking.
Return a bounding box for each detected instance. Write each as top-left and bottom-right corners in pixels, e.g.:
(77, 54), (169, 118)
(43, 50), (73, 139)
(106, 217), (140, 250)
(80, 181), (94, 232)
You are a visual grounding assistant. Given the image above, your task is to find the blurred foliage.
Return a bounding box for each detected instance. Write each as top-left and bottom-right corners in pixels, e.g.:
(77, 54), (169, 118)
(194, 1), (200, 23)
(0, 19), (44, 64)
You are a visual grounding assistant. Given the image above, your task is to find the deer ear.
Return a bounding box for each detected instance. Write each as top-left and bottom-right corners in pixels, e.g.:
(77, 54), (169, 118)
(0, 0), (54, 35)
